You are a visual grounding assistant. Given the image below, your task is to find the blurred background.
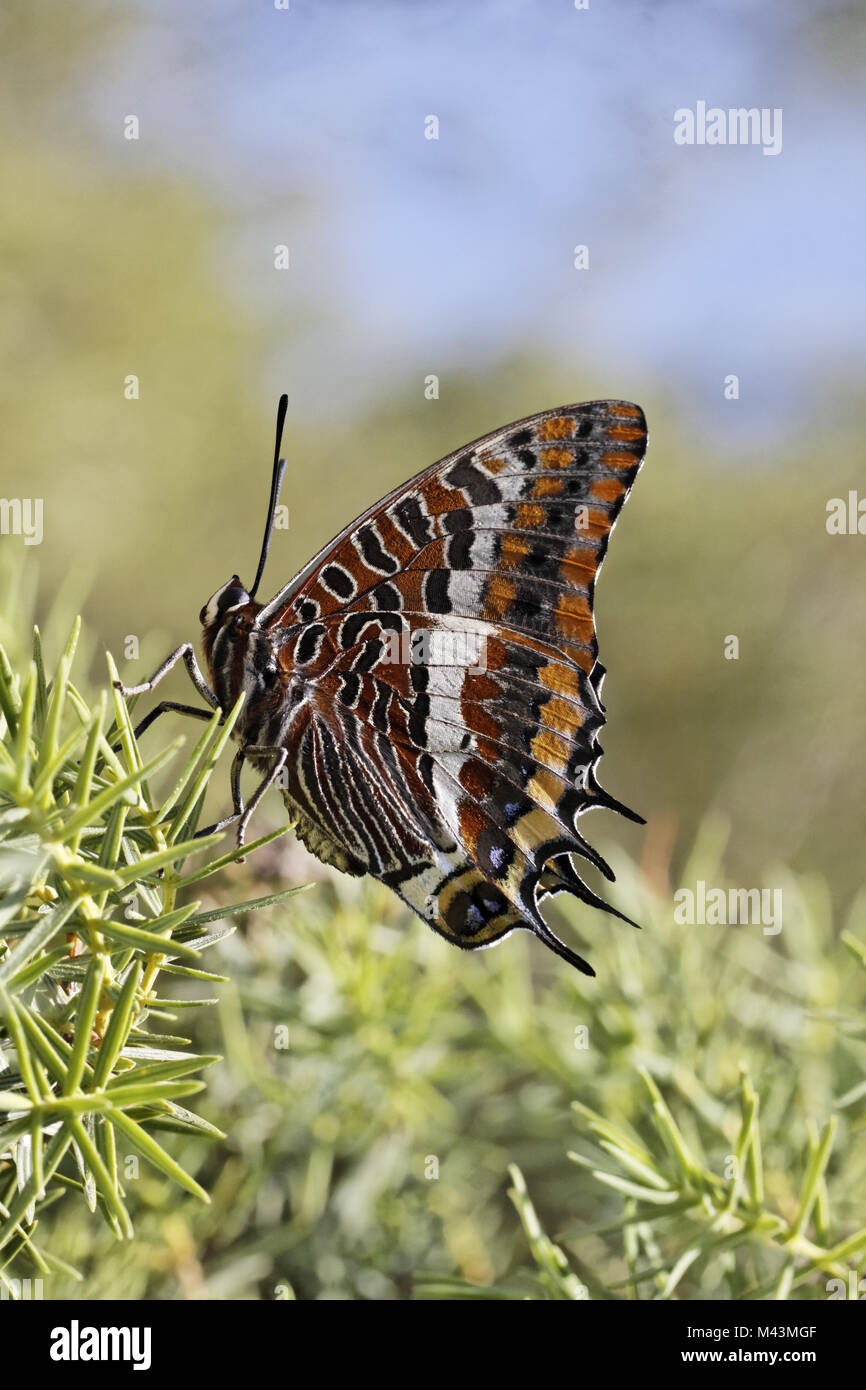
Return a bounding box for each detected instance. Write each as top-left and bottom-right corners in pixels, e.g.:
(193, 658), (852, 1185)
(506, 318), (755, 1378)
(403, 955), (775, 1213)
(1, 0), (864, 1299)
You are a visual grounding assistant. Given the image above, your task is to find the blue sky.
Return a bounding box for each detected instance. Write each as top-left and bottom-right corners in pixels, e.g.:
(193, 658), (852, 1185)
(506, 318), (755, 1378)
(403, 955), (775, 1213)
(86, 0), (864, 446)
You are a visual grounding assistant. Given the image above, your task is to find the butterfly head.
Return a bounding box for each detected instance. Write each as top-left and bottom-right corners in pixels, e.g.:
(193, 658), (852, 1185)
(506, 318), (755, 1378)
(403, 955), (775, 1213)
(199, 575), (264, 703)
(199, 576), (251, 631)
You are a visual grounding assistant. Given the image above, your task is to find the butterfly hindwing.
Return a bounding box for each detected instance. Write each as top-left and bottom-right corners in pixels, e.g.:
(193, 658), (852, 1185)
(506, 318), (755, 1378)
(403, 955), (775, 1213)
(267, 401), (647, 973)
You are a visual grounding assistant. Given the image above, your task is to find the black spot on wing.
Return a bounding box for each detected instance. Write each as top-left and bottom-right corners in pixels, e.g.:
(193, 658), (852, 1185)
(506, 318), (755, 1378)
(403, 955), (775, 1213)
(442, 880), (509, 940)
(371, 581), (402, 611)
(447, 530), (473, 569)
(296, 623), (326, 665)
(445, 457), (500, 505)
(371, 680), (391, 731)
(340, 611), (401, 648)
(322, 565), (355, 600)
(357, 523), (398, 575)
(474, 822), (515, 880)
(417, 750), (435, 792)
(353, 638), (384, 674)
(408, 690), (430, 746)
(338, 670), (361, 707)
(394, 496), (433, 548)
(441, 507), (473, 535)
(424, 569), (452, 615)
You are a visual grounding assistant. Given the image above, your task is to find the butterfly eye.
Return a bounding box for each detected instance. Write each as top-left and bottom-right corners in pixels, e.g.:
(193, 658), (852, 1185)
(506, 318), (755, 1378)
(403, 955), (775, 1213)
(223, 587), (249, 613)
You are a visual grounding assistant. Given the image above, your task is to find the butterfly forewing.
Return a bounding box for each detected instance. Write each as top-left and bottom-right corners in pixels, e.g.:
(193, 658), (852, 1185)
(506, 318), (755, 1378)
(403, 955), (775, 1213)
(261, 401), (647, 975)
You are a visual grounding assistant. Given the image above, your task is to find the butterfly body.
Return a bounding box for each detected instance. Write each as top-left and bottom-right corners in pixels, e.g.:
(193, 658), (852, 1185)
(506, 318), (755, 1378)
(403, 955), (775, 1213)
(120, 398), (648, 975)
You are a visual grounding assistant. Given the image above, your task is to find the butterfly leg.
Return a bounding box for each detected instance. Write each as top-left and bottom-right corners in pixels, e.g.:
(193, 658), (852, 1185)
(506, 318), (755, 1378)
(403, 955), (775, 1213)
(126, 701), (215, 742)
(192, 748), (246, 841)
(195, 745), (286, 851)
(114, 643), (219, 710)
(234, 744), (289, 849)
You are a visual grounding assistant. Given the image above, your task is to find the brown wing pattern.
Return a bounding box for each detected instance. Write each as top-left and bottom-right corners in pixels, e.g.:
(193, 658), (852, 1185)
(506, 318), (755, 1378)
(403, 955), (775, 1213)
(265, 401), (647, 974)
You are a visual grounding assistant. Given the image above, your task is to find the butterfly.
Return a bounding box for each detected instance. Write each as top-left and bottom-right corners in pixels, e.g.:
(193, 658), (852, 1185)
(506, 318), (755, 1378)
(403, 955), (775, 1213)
(117, 395), (648, 975)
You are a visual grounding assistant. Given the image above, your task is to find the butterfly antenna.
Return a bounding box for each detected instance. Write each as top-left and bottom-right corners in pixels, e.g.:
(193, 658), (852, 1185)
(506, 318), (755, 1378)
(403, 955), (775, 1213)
(249, 393), (289, 601)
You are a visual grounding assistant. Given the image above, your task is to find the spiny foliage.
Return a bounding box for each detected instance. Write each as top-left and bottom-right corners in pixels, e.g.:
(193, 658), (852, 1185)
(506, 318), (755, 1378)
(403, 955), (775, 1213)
(416, 1050), (866, 1300)
(0, 621), (299, 1281)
